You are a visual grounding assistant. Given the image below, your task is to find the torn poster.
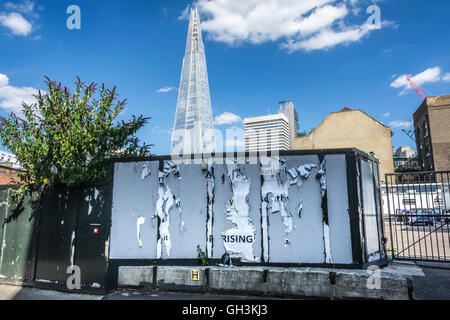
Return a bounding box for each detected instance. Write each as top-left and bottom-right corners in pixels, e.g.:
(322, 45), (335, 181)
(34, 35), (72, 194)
(141, 161), (151, 180)
(85, 188), (99, 215)
(221, 162), (259, 262)
(136, 216), (146, 247)
(317, 158), (332, 264)
(206, 160), (215, 257)
(260, 157), (317, 261)
(156, 160), (182, 259)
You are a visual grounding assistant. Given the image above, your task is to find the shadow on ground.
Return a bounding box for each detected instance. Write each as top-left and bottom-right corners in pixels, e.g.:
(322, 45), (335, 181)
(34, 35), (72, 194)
(412, 262), (450, 300)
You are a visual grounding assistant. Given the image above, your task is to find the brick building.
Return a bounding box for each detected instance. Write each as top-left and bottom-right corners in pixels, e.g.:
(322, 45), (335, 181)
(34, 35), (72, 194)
(0, 165), (21, 185)
(413, 95), (450, 172)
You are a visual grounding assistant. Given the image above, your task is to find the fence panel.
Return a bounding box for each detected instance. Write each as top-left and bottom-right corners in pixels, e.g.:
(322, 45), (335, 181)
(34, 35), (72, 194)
(34, 186), (80, 284)
(74, 185), (111, 288)
(384, 171), (450, 262)
(0, 190), (39, 284)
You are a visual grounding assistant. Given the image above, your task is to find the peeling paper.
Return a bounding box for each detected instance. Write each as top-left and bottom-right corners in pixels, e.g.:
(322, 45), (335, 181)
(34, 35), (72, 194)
(141, 161), (151, 180)
(69, 230), (76, 271)
(288, 163), (317, 187)
(323, 223), (332, 263)
(260, 157), (317, 260)
(297, 200), (303, 218)
(156, 161), (182, 259)
(317, 158), (332, 264)
(156, 186), (175, 257)
(85, 188), (99, 215)
(206, 161), (215, 257)
(222, 162), (259, 262)
(175, 199), (184, 231)
(317, 160), (327, 198)
(262, 157), (317, 234)
(136, 216), (146, 247)
(261, 157), (292, 235)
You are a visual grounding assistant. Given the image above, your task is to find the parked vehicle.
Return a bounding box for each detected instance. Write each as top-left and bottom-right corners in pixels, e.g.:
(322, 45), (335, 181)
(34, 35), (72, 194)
(440, 209), (450, 224)
(405, 209), (436, 226)
(395, 209), (409, 223)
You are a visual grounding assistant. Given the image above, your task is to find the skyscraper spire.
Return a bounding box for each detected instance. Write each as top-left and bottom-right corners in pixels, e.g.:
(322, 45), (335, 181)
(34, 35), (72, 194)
(171, 6), (215, 155)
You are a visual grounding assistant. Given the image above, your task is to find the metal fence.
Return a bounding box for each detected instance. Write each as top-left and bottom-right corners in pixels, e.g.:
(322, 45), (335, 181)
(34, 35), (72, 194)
(383, 171), (450, 262)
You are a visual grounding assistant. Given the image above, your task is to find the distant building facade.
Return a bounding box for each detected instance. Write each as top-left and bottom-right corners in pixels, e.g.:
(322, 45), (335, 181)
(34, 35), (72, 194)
(0, 166), (20, 185)
(414, 94), (450, 172)
(394, 146), (419, 171)
(293, 107), (395, 183)
(394, 146), (420, 172)
(396, 146), (416, 159)
(244, 113), (290, 152)
(0, 150), (20, 169)
(277, 100), (299, 148)
(0, 150), (21, 185)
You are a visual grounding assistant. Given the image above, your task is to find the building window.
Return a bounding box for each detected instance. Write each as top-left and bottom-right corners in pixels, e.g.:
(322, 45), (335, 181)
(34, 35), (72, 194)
(423, 119), (429, 138)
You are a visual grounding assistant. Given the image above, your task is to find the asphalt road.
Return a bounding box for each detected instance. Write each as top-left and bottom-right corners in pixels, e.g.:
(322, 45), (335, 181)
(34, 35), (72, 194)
(0, 284), (283, 300)
(385, 219), (450, 261)
(412, 262), (450, 300)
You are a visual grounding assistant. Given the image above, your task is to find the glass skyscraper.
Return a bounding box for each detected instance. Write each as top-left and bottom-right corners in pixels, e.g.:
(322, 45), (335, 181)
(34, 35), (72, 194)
(171, 7), (215, 155)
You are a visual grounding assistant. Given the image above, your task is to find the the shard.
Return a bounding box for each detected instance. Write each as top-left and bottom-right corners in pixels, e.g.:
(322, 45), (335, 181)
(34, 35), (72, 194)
(171, 7), (215, 155)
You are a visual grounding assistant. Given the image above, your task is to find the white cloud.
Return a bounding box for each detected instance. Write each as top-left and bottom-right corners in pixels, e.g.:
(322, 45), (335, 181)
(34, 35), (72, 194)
(382, 112), (390, 117)
(0, 12), (32, 36)
(157, 86), (176, 93)
(191, 0), (387, 52)
(388, 121), (413, 129)
(390, 67), (442, 95)
(443, 73), (450, 82)
(179, 5), (192, 20)
(282, 23), (371, 52)
(4, 1), (36, 16)
(214, 111), (242, 125)
(0, 74), (9, 87)
(0, 73), (40, 113)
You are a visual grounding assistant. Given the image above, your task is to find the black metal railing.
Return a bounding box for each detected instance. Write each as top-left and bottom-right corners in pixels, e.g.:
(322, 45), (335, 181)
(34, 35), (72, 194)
(384, 171), (450, 262)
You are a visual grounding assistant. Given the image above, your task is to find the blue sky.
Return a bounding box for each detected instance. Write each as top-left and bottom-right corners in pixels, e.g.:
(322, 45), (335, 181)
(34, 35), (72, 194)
(1, 0), (450, 156)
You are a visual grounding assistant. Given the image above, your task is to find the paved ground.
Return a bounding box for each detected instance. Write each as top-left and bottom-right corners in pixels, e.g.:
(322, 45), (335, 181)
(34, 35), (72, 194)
(0, 284), (101, 300)
(0, 284), (282, 300)
(385, 219), (450, 261)
(104, 290), (283, 300)
(412, 261), (450, 300)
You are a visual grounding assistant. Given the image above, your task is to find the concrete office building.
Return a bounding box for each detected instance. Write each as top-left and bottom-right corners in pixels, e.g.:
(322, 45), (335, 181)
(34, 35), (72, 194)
(413, 94), (450, 172)
(277, 100), (299, 148)
(244, 113), (291, 152)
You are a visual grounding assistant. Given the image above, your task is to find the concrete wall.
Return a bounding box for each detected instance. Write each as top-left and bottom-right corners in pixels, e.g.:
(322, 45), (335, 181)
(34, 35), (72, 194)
(294, 109), (394, 183)
(118, 265), (412, 300)
(109, 152), (382, 265)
